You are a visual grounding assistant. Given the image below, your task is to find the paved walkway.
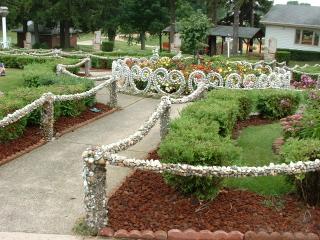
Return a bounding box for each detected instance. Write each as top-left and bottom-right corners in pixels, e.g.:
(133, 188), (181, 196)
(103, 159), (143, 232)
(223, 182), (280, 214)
(0, 88), (185, 236)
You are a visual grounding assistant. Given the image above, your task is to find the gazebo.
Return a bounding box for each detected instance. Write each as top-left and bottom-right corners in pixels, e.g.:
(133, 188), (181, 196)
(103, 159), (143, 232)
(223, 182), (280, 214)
(163, 25), (263, 56)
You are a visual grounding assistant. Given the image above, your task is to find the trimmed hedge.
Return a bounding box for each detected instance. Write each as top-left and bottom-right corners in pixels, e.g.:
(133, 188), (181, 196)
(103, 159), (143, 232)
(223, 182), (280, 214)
(281, 138), (320, 205)
(102, 41), (115, 52)
(256, 90), (301, 119)
(277, 48), (320, 61)
(0, 55), (48, 69)
(158, 89), (301, 200)
(275, 51), (291, 64)
(0, 83), (95, 143)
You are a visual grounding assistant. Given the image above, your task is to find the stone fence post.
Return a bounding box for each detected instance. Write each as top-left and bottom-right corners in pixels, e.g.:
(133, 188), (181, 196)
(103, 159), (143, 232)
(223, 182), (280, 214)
(83, 154), (107, 231)
(160, 101), (171, 140)
(41, 93), (55, 141)
(85, 57), (91, 77)
(108, 79), (118, 108)
(317, 75), (320, 90)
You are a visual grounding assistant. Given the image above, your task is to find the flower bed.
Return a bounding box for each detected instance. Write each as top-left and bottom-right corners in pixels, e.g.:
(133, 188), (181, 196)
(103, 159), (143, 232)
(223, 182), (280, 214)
(112, 54), (291, 95)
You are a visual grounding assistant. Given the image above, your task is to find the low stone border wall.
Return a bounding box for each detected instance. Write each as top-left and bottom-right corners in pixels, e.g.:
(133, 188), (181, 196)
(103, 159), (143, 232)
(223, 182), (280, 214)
(99, 227), (319, 240)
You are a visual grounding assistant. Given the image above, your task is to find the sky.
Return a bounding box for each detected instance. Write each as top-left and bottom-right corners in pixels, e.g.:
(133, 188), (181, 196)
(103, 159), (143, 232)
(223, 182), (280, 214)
(272, 0), (320, 6)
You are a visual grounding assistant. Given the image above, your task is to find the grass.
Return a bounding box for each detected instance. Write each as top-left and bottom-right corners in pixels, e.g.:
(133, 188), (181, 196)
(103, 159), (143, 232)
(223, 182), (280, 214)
(224, 123), (294, 196)
(0, 68), (24, 93)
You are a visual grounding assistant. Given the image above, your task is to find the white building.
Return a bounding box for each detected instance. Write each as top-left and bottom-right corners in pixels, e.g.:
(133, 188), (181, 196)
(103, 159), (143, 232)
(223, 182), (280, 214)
(261, 4), (320, 53)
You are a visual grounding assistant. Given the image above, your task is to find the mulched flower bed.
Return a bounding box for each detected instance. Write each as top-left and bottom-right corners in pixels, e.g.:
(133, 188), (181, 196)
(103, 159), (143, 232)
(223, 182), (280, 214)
(107, 116), (320, 235)
(0, 103), (112, 164)
(108, 170), (320, 235)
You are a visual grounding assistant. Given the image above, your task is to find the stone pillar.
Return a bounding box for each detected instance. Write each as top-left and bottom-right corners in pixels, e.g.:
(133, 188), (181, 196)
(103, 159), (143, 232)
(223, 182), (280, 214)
(41, 93), (55, 141)
(93, 31), (102, 51)
(0, 6), (9, 49)
(83, 154), (107, 231)
(317, 75), (320, 90)
(108, 80), (118, 108)
(85, 58), (90, 77)
(160, 99), (171, 140)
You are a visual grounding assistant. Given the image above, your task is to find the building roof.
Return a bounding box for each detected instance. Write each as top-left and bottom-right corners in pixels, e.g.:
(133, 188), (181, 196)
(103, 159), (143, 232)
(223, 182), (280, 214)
(12, 23), (80, 35)
(260, 4), (320, 29)
(208, 25), (261, 38)
(163, 25), (261, 39)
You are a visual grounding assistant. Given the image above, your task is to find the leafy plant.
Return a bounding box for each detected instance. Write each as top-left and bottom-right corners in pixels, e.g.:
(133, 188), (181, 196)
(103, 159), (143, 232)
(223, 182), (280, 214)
(281, 138), (320, 205)
(179, 10), (211, 60)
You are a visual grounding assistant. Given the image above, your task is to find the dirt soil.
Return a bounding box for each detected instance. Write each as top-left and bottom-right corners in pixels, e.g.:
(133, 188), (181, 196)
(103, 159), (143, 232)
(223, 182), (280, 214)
(108, 116), (320, 234)
(0, 103), (111, 163)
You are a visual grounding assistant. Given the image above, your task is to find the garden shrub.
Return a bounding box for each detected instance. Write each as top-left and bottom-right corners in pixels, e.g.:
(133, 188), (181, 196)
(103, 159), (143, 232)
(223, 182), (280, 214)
(102, 41), (115, 52)
(0, 97), (28, 143)
(0, 55), (48, 69)
(256, 90), (301, 119)
(91, 56), (114, 69)
(275, 51), (291, 64)
(281, 138), (320, 205)
(277, 48), (320, 61)
(159, 125), (241, 200)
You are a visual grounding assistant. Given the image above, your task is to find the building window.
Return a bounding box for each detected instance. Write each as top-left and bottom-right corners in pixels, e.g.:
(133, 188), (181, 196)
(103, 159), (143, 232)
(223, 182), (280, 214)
(295, 29), (320, 46)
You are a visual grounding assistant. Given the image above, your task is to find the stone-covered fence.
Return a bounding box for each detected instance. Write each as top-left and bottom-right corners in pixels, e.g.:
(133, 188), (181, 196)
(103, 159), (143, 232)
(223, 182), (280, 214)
(0, 76), (117, 141)
(81, 83), (320, 231)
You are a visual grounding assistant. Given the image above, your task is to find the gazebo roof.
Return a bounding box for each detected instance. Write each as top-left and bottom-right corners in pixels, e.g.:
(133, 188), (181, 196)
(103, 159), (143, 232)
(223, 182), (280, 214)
(163, 25), (262, 39)
(12, 23), (81, 35)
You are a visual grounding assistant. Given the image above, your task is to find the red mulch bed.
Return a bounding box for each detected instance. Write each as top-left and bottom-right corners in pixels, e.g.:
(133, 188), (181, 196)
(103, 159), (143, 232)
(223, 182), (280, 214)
(108, 116), (320, 234)
(108, 170), (320, 234)
(0, 103), (112, 163)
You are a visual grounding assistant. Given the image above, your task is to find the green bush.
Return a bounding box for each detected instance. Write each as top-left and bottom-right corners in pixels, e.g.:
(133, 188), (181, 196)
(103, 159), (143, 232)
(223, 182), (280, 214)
(32, 42), (49, 49)
(159, 118), (241, 200)
(277, 48), (320, 61)
(102, 41), (115, 52)
(256, 90), (301, 119)
(0, 97), (28, 143)
(0, 55), (48, 69)
(91, 56), (114, 69)
(281, 138), (320, 205)
(275, 51), (291, 64)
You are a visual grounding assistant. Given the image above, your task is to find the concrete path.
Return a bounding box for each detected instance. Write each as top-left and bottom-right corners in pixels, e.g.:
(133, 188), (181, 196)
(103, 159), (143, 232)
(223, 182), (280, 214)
(0, 88), (185, 235)
(0, 232), (104, 240)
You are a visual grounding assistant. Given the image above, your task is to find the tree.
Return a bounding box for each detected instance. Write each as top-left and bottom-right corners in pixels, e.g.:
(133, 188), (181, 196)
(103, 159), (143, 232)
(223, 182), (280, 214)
(119, 0), (170, 50)
(179, 11), (211, 60)
(232, 0), (245, 55)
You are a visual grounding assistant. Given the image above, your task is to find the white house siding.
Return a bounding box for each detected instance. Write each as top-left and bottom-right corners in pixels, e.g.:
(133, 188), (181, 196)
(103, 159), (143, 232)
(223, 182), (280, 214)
(265, 25), (320, 52)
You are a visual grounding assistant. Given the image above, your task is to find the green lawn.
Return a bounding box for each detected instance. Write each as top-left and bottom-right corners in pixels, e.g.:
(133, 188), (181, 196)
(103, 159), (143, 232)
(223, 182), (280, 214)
(224, 123), (294, 196)
(0, 68), (24, 93)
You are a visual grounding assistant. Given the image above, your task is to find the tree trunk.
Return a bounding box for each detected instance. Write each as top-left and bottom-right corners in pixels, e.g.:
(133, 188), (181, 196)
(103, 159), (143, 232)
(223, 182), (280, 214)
(232, 2), (240, 55)
(64, 20), (71, 49)
(108, 28), (116, 42)
(60, 21), (65, 48)
(250, 0), (255, 27)
(159, 32), (162, 52)
(140, 32), (146, 50)
(34, 22), (40, 45)
(22, 20), (28, 42)
(207, 0), (219, 25)
(169, 0), (176, 52)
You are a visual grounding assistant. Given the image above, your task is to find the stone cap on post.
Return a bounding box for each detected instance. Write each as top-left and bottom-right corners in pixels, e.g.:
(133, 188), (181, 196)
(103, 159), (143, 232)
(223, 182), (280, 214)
(0, 6), (9, 17)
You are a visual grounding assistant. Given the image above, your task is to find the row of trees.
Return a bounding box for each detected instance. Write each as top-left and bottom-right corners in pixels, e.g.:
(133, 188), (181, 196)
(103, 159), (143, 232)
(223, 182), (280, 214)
(4, 0), (273, 53)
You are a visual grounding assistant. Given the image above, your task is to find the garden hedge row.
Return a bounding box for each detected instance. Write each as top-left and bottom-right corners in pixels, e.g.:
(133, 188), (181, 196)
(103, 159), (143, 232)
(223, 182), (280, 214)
(280, 91), (320, 205)
(0, 82), (95, 143)
(158, 89), (301, 200)
(277, 48), (320, 61)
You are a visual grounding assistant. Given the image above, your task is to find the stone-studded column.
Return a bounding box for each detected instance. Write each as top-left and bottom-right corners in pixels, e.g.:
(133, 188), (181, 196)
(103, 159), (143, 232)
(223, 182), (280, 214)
(160, 98), (171, 140)
(108, 79), (118, 108)
(83, 150), (107, 231)
(85, 57), (91, 77)
(41, 93), (55, 141)
(317, 75), (320, 90)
